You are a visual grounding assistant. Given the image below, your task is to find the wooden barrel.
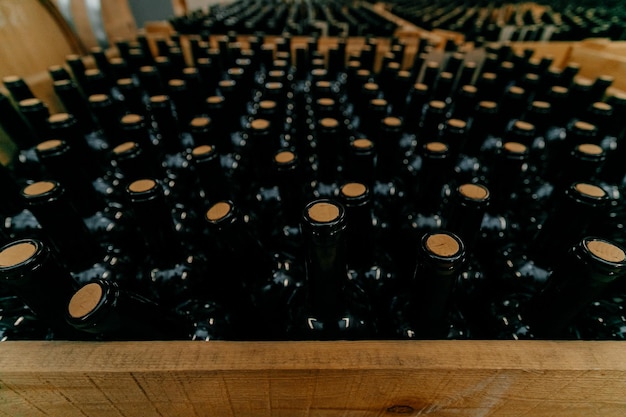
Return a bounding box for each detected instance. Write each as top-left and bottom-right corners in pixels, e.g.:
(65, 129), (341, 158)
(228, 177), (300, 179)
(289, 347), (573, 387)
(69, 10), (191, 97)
(0, 0), (85, 164)
(51, 0), (138, 50)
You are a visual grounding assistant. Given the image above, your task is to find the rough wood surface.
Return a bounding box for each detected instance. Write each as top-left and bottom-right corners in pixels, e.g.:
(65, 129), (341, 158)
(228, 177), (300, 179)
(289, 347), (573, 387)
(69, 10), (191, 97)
(1, 340), (625, 416)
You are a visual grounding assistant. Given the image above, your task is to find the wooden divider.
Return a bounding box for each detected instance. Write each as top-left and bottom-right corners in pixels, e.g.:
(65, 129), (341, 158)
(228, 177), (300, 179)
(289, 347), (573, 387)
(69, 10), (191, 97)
(50, 0), (137, 50)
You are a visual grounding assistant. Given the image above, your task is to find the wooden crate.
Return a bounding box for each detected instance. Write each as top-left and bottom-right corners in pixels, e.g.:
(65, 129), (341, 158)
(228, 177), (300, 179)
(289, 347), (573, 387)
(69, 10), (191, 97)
(2, 16), (626, 417)
(1, 340), (625, 416)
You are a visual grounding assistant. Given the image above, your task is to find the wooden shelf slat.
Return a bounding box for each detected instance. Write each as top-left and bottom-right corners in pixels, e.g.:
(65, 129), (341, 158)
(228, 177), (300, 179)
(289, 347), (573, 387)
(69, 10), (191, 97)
(1, 340), (625, 416)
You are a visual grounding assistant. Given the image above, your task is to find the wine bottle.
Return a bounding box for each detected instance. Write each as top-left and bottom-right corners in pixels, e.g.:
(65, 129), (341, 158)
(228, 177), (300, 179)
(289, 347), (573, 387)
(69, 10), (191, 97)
(390, 231), (468, 339)
(286, 199), (376, 339)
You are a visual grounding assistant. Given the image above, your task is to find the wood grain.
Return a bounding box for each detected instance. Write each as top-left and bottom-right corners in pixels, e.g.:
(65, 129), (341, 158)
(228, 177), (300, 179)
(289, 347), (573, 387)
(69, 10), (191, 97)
(0, 341), (625, 416)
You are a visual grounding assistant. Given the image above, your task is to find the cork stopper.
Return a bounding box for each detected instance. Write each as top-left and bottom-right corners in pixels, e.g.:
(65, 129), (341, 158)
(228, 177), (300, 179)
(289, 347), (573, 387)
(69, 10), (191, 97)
(275, 150), (295, 164)
(533, 101), (551, 109)
(68, 282), (103, 319)
(218, 80), (235, 88)
(508, 86), (525, 95)
(574, 183), (606, 198)
(48, 113), (70, 123)
(364, 82), (378, 91)
(259, 100), (276, 110)
(414, 83), (428, 91)
(574, 77), (593, 87)
(551, 86), (568, 95)
(341, 182), (367, 198)
(140, 65), (155, 73)
(265, 82), (282, 90)
(370, 98), (387, 107)
(251, 119), (270, 130)
(0, 241), (38, 267)
(398, 70), (411, 78)
(447, 119), (466, 129)
(356, 69), (370, 77)
(462, 85), (477, 94)
(504, 142), (527, 153)
(425, 233), (460, 257)
(425, 142), (448, 152)
(192, 144), (213, 157)
(184, 67), (199, 75)
(479, 101), (498, 109)
(586, 240), (626, 263)
(113, 142), (136, 154)
(316, 81), (331, 89)
(150, 95), (169, 104)
(429, 100), (446, 109)
(19, 98), (41, 107)
(317, 98), (335, 107)
(592, 102), (612, 111)
(23, 181), (56, 196)
(320, 118), (339, 129)
(353, 138), (373, 149)
(117, 78), (133, 86)
(383, 116), (402, 127)
(36, 139), (63, 151)
(128, 179), (156, 193)
(459, 183), (489, 201)
(514, 120), (535, 131)
(268, 70), (285, 79)
(88, 94), (108, 103)
(191, 117), (211, 128)
(206, 201), (232, 222)
(53, 79), (71, 87)
(2, 75), (21, 83)
(168, 79), (185, 87)
(577, 144), (603, 156)
(481, 72), (497, 80)
(524, 73), (539, 82)
(84, 68), (101, 77)
(311, 69), (327, 78)
(308, 201), (340, 223)
(121, 114), (142, 125)
(574, 121), (596, 132)
(206, 96), (224, 105)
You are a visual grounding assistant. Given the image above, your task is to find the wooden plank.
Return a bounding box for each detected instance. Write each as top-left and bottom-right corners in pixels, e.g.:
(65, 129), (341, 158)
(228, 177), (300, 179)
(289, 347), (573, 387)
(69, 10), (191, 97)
(506, 41), (575, 68)
(568, 40), (626, 92)
(1, 341), (625, 416)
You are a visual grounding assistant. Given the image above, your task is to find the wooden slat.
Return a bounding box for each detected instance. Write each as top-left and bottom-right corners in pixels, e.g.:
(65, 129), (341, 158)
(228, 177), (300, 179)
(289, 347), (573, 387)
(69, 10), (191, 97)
(1, 340), (625, 416)
(568, 40), (626, 92)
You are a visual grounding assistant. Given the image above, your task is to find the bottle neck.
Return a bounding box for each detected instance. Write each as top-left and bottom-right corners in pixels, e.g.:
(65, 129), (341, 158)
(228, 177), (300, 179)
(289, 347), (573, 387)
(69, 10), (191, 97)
(302, 201), (347, 317)
(340, 187), (376, 267)
(128, 180), (182, 263)
(410, 232), (466, 338)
